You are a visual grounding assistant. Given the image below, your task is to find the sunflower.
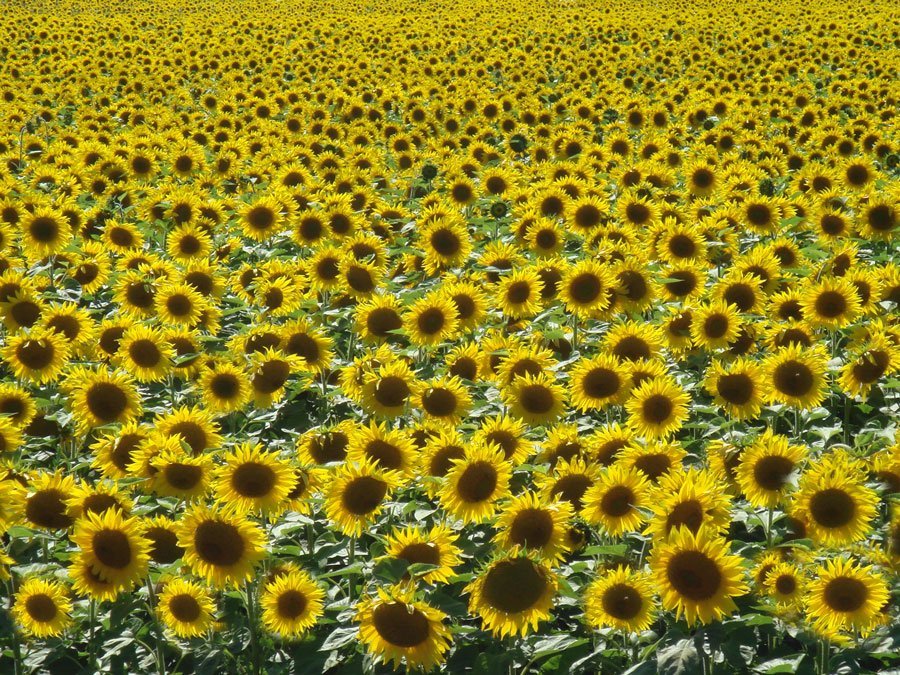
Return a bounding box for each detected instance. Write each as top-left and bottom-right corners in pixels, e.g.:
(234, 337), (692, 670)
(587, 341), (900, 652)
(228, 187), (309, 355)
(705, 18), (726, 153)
(342, 259), (382, 298)
(439, 444), (511, 524)
(155, 282), (209, 326)
(166, 223), (212, 262)
(560, 259), (612, 318)
(800, 276), (862, 330)
(703, 358), (765, 420)
(239, 194), (287, 241)
(23, 471), (76, 530)
(493, 492), (573, 563)
(443, 342), (480, 383)
(324, 458), (402, 537)
(650, 527), (748, 625)
(2, 328), (70, 384)
(281, 319), (333, 374)
(603, 321), (665, 363)
(214, 442), (296, 515)
(713, 272), (763, 313)
(65, 367), (142, 433)
(0, 287), (44, 331)
(90, 423), (150, 480)
(584, 566), (656, 633)
(158, 578), (216, 638)
(20, 207), (72, 260)
(384, 523), (462, 584)
(645, 471), (732, 540)
(466, 553), (557, 637)
(612, 257), (657, 312)
(116, 324), (174, 383)
(495, 344), (556, 387)
(113, 269), (158, 318)
(156, 405), (222, 456)
(838, 334), (900, 399)
(404, 294), (459, 347)
(763, 344), (828, 410)
(536, 457), (600, 512)
(527, 217), (565, 257)
(40, 302), (96, 357)
(12, 578), (73, 638)
(199, 360), (251, 413)
(619, 442), (687, 483)
(764, 561), (805, 609)
(71, 509), (150, 588)
(260, 569), (325, 638)
(420, 215), (472, 275)
(65, 480), (131, 520)
(0, 417), (22, 455)
(361, 359), (417, 418)
(734, 430), (807, 508)
(413, 375), (471, 424)
(625, 377), (690, 441)
(570, 353), (631, 411)
(347, 420), (417, 475)
(496, 268), (544, 319)
(806, 558), (889, 637)
(142, 515), (185, 565)
(418, 429), (467, 495)
(248, 348), (302, 408)
(177, 504), (266, 587)
(355, 294), (405, 344)
(296, 422), (352, 466)
(691, 301), (742, 350)
(356, 583), (452, 671)
(0, 382), (37, 429)
(582, 464), (650, 536)
(790, 471), (878, 547)
(502, 372), (566, 426)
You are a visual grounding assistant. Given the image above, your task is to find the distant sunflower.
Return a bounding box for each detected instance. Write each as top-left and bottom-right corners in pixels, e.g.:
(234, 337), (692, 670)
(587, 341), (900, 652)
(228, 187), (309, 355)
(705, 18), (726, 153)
(69, 557), (120, 602)
(142, 515), (185, 565)
(440, 444), (511, 524)
(493, 492), (573, 563)
(838, 335), (899, 399)
(214, 442), (296, 516)
(472, 415), (531, 464)
(536, 457), (600, 512)
(12, 578), (73, 638)
(239, 195), (286, 241)
(466, 554), (557, 637)
(347, 420), (416, 475)
(355, 294), (405, 344)
(23, 471), (76, 530)
(20, 207), (72, 260)
(806, 558), (889, 637)
(0, 382), (37, 429)
(421, 216), (472, 274)
(155, 283), (209, 326)
(177, 505), (266, 587)
(356, 584), (452, 671)
(384, 524), (462, 584)
(603, 321), (665, 363)
(158, 578), (216, 638)
(584, 566), (656, 633)
(71, 509), (150, 588)
(281, 320), (333, 374)
(440, 278), (489, 332)
(650, 527), (748, 625)
(260, 569), (325, 638)
(581, 464), (650, 536)
(645, 472), (732, 540)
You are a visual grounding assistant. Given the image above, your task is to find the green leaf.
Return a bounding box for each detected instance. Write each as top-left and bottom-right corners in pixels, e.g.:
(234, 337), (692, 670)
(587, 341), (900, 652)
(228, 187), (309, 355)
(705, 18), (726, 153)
(657, 638), (699, 675)
(755, 655), (807, 673)
(582, 544), (629, 557)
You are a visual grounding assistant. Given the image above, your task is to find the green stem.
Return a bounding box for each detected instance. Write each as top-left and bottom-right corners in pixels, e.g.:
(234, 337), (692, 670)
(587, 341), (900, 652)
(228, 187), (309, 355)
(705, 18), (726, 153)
(88, 598), (97, 672)
(347, 535), (357, 601)
(146, 578), (167, 675)
(244, 580), (261, 675)
(765, 506), (774, 548)
(5, 580), (22, 675)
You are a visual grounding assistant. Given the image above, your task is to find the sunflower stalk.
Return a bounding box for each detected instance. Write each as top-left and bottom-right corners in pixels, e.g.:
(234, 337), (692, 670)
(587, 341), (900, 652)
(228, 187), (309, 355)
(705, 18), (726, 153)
(244, 579), (262, 675)
(145, 577), (167, 675)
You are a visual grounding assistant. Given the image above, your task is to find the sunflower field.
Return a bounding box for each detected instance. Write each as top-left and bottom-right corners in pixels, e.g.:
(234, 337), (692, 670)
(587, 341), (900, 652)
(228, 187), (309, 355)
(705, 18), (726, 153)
(0, 0), (898, 672)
